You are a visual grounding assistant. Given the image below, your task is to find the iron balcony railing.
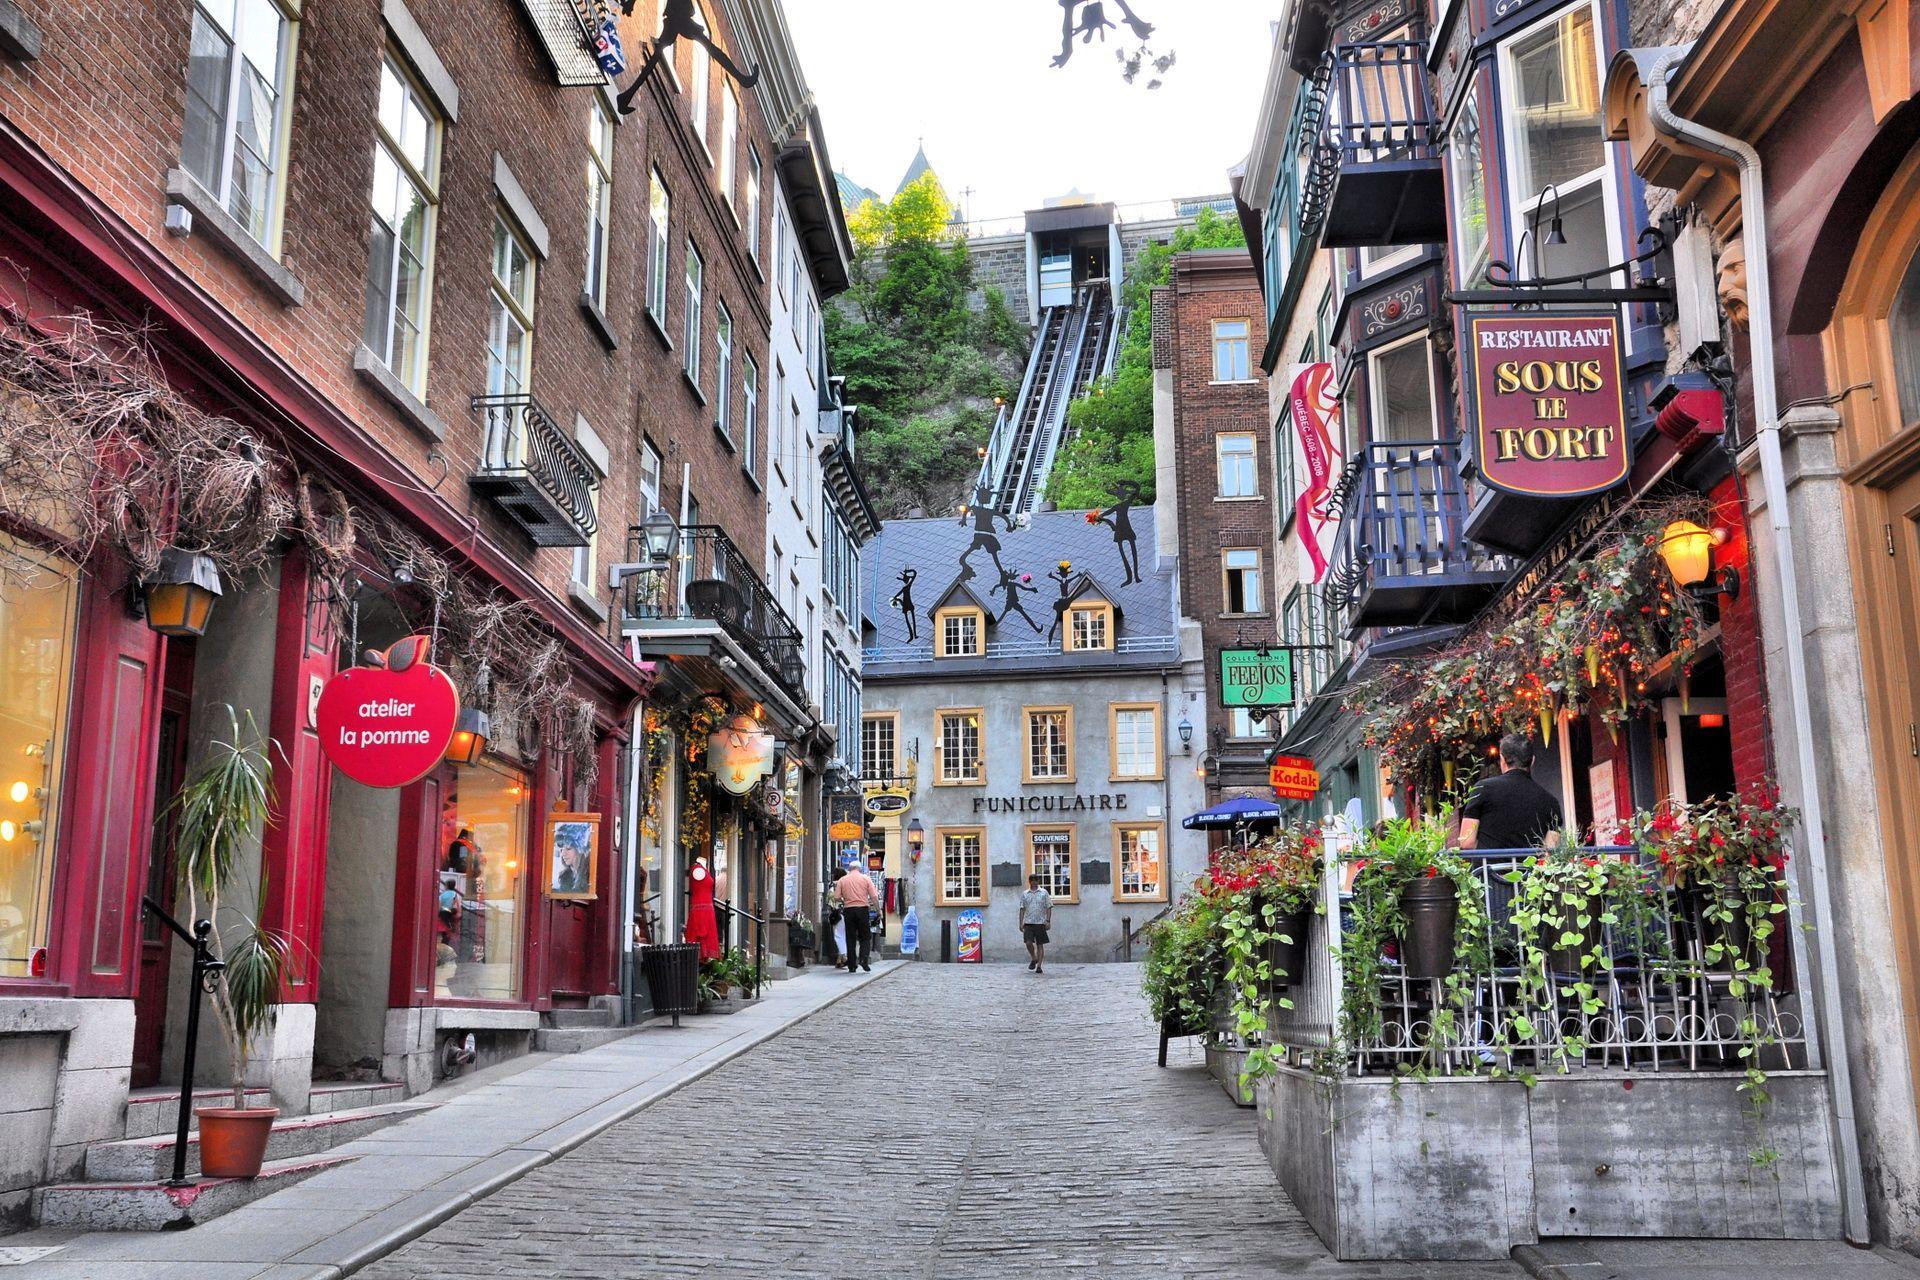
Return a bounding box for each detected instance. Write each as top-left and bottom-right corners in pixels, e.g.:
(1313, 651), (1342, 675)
(1309, 39), (1446, 247)
(621, 524), (807, 706)
(1325, 440), (1515, 627)
(1262, 846), (1808, 1079)
(861, 633), (1179, 667)
(470, 394), (598, 548)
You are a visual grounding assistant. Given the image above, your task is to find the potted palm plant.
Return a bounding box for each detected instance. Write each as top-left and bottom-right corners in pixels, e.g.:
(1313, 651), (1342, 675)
(170, 708), (294, 1179)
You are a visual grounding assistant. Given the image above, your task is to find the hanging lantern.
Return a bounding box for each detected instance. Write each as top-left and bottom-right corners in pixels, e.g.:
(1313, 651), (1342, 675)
(142, 549), (223, 638)
(445, 707), (491, 766)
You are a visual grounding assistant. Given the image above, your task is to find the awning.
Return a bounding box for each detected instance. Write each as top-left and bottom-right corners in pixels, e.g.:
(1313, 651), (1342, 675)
(1181, 795), (1285, 830)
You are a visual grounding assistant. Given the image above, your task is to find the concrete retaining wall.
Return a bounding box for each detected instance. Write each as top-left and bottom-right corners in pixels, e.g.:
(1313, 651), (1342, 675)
(0, 997), (134, 1230)
(1253, 1066), (1841, 1260)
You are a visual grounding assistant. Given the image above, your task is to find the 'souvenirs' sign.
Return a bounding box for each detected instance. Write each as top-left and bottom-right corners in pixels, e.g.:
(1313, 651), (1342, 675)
(1468, 313), (1629, 499)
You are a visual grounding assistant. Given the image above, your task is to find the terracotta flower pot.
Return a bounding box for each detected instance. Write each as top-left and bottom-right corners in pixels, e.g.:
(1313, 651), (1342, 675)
(195, 1105), (279, 1178)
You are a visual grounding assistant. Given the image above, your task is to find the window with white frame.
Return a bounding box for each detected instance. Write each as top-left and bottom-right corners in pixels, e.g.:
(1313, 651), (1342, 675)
(937, 829), (985, 905)
(362, 54), (440, 394)
(770, 361), (786, 475)
(683, 243), (703, 385)
(571, 481), (599, 591)
(1369, 336), (1437, 442)
(647, 171), (671, 328)
(715, 303), (734, 438)
(1027, 828), (1076, 901)
(860, 713), (896, 781)
(639, 437), (663, 515)
(1025, 707), (1072, 782)
(182, 0), (297, 247)
(936, 709), (983, 783)
(742, 355), (759, 473)
(773, 209), (787, 300)
(1229, 706), (1272, 739)
(720, 84), (739, 204)
(1223, 548), (1263, 614)
(486, 212), (536, 402)
(1448, 92), (1490, 289)
(1216, 432), (1258, 497)
(1501, 3), (1611, 284)
(1116, 824), (1166, 901)
(688, 19), (710, 153)
(584, 98), (614, 310)
(935, 607), (981, 658)
(1067, 602), (1112, 653)
(1213, 318), (1252, 382)
(1110, 703), (1161, 780)
(746, 147), (762, 263)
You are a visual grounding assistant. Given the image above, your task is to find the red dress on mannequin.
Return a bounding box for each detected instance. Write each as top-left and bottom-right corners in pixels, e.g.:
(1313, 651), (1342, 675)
(684, 861), (722, 961)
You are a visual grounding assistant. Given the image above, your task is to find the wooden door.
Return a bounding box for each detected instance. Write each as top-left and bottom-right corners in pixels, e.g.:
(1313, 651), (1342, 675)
(131, 643), (194, 1088)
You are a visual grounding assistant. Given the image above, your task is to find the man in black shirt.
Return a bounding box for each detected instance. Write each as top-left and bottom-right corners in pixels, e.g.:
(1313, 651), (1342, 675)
(1459, 732), (1565, 851)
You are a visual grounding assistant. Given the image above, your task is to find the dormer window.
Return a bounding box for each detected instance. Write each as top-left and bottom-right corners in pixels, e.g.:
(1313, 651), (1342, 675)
(935, 606), (983, 658)
(1065, 601), (1114, 653)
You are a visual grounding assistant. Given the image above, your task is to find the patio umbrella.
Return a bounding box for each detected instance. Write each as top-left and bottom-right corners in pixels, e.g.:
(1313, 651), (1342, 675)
(1182, 795), (1285, 850)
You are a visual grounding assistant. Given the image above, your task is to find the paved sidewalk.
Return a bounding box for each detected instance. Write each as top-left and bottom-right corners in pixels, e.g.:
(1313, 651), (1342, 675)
(1514, 1238), (1920, 1280)
(9, 962), (901, 1279)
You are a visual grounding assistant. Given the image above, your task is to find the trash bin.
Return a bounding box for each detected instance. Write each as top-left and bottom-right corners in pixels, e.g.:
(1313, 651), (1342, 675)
(640, 943), (700, 1026)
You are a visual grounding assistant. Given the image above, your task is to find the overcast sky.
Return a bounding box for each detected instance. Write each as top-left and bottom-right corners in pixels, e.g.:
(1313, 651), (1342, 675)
(782, 1), (1277, 229)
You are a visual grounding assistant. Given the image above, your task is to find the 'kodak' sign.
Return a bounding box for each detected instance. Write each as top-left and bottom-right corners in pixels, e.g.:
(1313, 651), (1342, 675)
(1469, 313), (1630, 499)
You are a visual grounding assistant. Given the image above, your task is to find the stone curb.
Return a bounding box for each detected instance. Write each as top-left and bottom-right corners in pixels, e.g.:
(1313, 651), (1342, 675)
(1510, 1245), (1575, 1280)
(295, 963), (903, 1280)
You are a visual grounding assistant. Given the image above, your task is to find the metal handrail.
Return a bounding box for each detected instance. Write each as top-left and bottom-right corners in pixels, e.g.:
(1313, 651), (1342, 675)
(472, 393), (599, 537)
(141, 897), (222, 1187)
(862, 634), (1179, 665)
(1325, 440), (1512, 609)
(621, 524), (807, 706)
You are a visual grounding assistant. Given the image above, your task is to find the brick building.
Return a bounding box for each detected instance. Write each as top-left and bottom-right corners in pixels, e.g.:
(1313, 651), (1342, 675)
(0, 0), (838, 1224)
(1152, 250), (1277, 805)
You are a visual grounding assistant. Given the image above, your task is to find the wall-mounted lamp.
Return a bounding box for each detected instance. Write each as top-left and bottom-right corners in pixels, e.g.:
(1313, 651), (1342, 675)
(906, 818), (924, 861)
(1177, 713), (1194, 753)
(445, 707), (491, 766)
(140, 549), (223, 638)
(607, 508), (682, 591)
(1659, 520), (1739, 602)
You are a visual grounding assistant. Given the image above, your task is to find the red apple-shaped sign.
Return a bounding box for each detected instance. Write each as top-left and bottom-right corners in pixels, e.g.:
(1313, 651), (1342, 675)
(315, 635), (460, 788)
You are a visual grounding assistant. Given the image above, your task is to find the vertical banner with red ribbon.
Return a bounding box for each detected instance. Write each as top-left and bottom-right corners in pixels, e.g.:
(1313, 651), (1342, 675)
(1290, 363), (1344, 584)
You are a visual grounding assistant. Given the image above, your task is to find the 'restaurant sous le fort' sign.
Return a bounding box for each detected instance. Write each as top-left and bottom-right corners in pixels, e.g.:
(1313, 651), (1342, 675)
(1469, 313), (1630, 499)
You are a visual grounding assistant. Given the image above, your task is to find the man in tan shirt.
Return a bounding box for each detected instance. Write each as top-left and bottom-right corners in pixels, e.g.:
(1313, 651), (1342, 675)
(834, 865), (878, 973)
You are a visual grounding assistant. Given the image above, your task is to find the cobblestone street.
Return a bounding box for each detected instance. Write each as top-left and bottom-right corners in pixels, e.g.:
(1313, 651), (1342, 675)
(361, 965), (1518, 1279)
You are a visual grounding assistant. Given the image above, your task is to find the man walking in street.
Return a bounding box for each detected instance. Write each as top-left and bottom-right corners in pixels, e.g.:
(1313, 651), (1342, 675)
(1458, 732), (1565, 851)
(1020, 873), (1053, 973)
(834, 863), (878, 972)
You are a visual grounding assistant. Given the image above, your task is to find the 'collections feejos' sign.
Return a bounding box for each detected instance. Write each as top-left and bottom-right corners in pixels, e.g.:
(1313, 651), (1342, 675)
(1469, 312), (1629, 499)
(1219, 648), (1294, 707)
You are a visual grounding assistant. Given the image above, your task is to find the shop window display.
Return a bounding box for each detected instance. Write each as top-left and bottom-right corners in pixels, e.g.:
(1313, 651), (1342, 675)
(0, 536), (77, 978)
(436, 759), (528, 1000)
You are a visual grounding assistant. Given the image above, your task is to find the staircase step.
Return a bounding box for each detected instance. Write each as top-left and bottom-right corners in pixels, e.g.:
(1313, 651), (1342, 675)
(34, 1154), (351, 1231)
(533, 1025), (634, 1053)
(543, 1007), (615, 1029)
(85, 1100), (433, 1182)
(307, 1079), (407, 1113)
(123, 1088), (272, 1140)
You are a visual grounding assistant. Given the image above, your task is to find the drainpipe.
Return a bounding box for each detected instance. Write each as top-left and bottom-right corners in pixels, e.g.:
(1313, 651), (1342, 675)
(1648, 49), (1870, 1245)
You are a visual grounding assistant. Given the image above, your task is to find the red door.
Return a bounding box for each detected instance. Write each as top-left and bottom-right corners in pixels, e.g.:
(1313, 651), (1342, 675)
(543, 758), (591, 1004)
(131, 643), (195, 1088)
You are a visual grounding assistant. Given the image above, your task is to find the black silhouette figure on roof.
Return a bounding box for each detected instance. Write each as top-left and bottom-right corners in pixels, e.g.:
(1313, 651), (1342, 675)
(956, 483), (1017, 585)
(1090, 481), (1143, 586)
(993, 567), (1045, 635)
(889, 569), (919, 643)
(617, 0), (760, 116)
(1045, 561), (1080, 646)
(1052, 0), (1154, 67)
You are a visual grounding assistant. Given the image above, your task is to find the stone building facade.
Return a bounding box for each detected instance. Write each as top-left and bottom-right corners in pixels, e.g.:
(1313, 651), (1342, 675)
(858, 508), (1206, 963)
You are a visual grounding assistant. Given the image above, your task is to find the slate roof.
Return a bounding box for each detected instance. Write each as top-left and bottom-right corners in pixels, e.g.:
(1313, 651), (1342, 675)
(834, 171), (880, 211)
(861, 506), (1180, 679)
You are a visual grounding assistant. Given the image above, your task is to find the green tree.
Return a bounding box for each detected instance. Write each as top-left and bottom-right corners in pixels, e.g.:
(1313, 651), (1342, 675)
(828, 174), (1027, 518)
(1046, 206), (1247, 509)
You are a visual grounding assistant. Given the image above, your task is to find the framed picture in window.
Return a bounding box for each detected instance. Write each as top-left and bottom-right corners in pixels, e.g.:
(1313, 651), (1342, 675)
(546, 812), (600, 900)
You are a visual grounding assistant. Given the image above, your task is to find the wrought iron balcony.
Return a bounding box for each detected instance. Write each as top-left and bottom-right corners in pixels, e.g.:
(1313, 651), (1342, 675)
(620, 524), (808, 708)
(1325, 441), (1517, 628)
(470, 394), (598, 548)
(1308, 40), (1445, 249)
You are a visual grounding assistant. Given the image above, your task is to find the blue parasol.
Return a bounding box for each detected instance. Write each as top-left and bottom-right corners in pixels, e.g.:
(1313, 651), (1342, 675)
(1181, 795), (1286, 830)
